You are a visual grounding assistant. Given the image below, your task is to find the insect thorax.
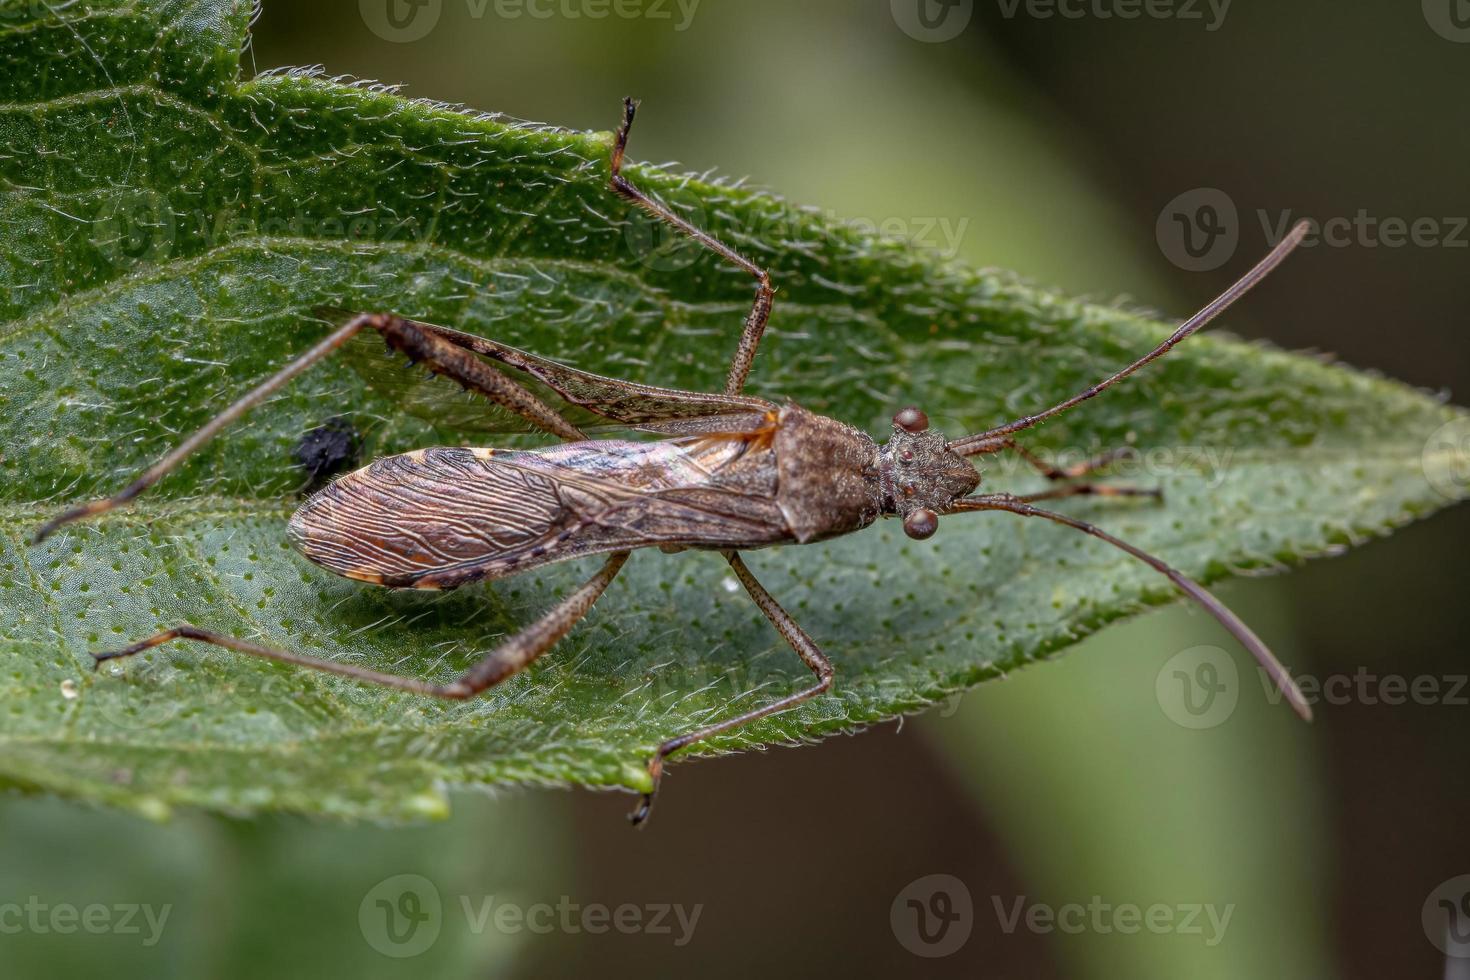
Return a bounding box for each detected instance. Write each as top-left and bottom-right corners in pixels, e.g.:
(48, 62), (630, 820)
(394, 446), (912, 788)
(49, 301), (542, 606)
(772, 406), (885, 543)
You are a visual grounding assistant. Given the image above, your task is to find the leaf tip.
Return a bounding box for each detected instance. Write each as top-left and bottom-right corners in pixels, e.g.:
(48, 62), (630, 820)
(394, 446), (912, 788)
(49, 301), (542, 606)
(131, 797), (173, 823)
(619, 760), (655, 795)
(404, 790), (451, 821)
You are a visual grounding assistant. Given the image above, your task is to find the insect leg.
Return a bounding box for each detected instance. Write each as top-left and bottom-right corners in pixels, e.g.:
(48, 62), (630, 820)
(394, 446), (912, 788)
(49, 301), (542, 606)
(91, 552), (629, 699)
(610, 98), (774, 397)
(1012, 484), (1160, 504)
(448, 551), (629, 696)
(944, 493), (1312, 721)
(630, 551), (833, 826)
(963, 438), (1160, 500)
(398, 317), (590, 443)
(33, 313), (586, 542)
(1011, 443), (1135, 481)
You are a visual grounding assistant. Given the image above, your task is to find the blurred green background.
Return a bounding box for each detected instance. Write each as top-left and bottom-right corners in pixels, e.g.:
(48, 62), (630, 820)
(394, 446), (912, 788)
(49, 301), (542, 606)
(3, 1), (1467, 977)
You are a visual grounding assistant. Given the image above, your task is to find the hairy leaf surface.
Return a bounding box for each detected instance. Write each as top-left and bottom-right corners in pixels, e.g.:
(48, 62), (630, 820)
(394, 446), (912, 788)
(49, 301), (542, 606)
(2, 0), (1465, 818)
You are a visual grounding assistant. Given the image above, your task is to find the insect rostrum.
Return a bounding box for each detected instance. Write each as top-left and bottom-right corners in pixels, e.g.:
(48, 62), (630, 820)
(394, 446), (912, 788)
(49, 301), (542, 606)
(33, 99), (1312, 825)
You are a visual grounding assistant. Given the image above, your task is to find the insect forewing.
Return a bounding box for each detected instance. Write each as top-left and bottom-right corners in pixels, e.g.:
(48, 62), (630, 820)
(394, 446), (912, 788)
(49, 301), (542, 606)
(289, 441), (791, 590)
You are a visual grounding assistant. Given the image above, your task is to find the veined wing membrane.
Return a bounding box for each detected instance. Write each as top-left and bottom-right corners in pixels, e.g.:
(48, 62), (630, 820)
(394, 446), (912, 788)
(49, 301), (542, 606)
(288, 443), (791, 589)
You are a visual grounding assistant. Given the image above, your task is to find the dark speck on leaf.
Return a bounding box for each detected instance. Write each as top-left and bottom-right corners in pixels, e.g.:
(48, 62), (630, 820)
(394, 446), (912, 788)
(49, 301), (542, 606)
(294, 416), (363, 494)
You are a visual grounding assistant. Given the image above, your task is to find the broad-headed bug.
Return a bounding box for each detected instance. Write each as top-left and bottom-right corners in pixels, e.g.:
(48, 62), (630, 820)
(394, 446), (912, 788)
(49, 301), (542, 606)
(35, 99), (1313, 824)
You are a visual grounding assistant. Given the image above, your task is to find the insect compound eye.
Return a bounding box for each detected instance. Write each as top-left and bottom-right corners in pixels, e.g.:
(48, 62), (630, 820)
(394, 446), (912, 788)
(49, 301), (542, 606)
(894, 407), (929, 433)
(903, 508), (940, 540)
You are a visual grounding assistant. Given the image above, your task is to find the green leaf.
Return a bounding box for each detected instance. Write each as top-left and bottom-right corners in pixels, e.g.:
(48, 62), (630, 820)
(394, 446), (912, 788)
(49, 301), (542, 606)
(2, 0), (1466, 819)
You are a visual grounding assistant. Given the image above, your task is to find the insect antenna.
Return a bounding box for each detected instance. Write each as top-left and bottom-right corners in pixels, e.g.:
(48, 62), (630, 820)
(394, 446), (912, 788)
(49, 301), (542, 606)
(949, 220), (1310, 457)
(945, 494), (1312, 721)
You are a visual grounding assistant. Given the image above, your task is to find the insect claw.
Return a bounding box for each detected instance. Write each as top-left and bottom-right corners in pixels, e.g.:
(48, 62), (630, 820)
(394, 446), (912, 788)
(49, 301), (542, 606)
(628, 755), (664, 827)
(628, 793), (654, 828)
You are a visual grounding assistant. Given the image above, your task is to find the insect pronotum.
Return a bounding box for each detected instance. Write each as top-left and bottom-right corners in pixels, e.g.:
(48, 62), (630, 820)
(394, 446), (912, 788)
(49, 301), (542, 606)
(35, 99), (1313, 824)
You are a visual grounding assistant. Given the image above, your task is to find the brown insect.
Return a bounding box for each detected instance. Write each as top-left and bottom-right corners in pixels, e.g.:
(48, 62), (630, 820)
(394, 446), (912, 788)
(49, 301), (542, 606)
(35, 100), (1312, 824)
